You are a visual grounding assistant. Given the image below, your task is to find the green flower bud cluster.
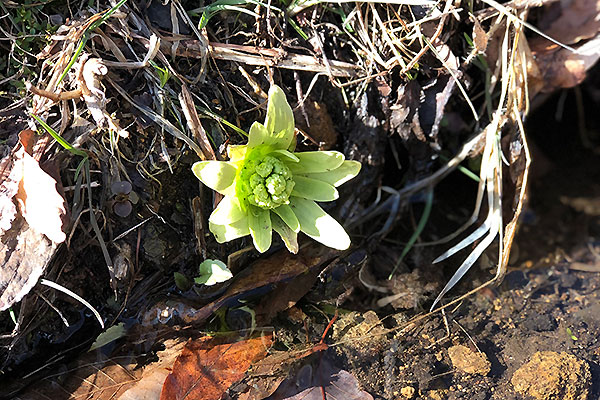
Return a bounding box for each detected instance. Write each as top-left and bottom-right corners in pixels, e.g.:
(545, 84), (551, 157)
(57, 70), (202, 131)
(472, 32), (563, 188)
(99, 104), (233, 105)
(239, 155), (295, 209)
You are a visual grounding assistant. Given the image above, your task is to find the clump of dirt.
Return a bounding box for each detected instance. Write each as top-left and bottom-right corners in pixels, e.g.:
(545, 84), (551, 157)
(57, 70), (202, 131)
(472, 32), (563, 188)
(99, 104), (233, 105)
(448, 345), (491, 376)
(400, 385), (417, 399)
(511, 351), (591, 400)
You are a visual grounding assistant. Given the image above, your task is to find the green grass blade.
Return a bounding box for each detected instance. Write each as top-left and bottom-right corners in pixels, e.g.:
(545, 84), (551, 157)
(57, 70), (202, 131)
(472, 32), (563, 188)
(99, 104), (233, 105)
(388, 188), (433, 279)
(57, 0), (128, 85)
(31, 114), (88, 158)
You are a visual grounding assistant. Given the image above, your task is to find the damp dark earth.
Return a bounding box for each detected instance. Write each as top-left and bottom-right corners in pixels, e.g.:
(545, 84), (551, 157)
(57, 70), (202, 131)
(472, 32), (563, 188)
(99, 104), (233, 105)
(1, 1), (600, 399)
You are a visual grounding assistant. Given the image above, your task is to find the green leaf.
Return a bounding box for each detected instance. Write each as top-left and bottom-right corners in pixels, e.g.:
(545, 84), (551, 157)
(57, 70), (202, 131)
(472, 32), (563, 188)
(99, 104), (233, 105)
(289, 197), (351, 250)
(209, 196), (246, 225)
(272, 149), (299, 162)
(174, 272), (193, 291)
(192, 161), (237, 194)
(304, 160), (361, 187)
(227, 144), (249, 162)
(264, 85), (295, 150)
(292, 176), (339, 201)
(247, 121), (270, 148)
(288, 151), (345, 173)
(32, 114), (88, 158)
(198, 0), (263, 29)
(197, 259), (232, 285)
(195, 259), (233, 286)
(273, 204), (300, 232)
(209, 218), (250, 243)
(88, 323), (126, 351)
(57, 0), (127, 85)
(271, 213), (299, 254)
(248, 205), (272, 253)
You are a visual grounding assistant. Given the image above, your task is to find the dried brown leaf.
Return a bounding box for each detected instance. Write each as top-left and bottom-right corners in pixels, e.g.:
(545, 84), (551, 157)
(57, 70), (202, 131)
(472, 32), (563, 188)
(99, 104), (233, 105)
(18, 338), (187, 400)
(161, 334), (273, 400)
(533, 36), (600, 91)
(0, 130), (65, 310)
(274, 360), (374, 400)
(254, 270), (319, 326)
(180, 84), (216, 161)
(0, 215), (57, 311)
(14, 149), (66, 243)
(293, 100), (338, 150)
(180, 244), (336, 325)
(529, 0), (600, 91)
(533, 0), (600, 46)
(0, 153), (22, 234)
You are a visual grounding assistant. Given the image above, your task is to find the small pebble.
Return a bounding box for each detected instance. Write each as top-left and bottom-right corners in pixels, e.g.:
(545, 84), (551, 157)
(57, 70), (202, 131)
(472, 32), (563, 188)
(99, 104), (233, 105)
(448, 345), (491, 375)
(400, 386), (415, 399)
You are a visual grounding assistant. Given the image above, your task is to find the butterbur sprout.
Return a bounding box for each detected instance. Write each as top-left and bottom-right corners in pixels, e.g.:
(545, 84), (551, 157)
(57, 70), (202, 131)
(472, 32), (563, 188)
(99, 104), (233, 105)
(192, 85), (361, 253)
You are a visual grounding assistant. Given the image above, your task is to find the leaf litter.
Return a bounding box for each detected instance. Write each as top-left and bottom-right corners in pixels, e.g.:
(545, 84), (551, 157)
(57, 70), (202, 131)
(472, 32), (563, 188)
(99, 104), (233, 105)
(0, 0), (599, 398)
(0, 129), (65, 311)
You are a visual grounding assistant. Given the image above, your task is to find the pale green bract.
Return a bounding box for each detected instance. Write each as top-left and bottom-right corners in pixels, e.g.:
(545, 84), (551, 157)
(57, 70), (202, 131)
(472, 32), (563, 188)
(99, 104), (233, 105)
(192, 85), (361, 253)
(195, 259), (233, 286)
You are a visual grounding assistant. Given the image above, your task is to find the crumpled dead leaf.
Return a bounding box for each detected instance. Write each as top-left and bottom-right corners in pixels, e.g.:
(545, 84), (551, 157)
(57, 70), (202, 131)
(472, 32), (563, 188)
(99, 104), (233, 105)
(161, 334), (273, 400)
(529, 0), (600, 91)
(144, 244), (336, 327)
(17, 337), (187, 400)
(80, 55), (109, 126)
(0, 215), (58, 311)
(293, 100), (338, 150)
(14, 150), (66, 244)
(0, 130), (66, 310)
(534, 0), (600, 46)
(533, 36), (600, 91)
(0, 148), (22, 233)
(266, 358), (374, 400)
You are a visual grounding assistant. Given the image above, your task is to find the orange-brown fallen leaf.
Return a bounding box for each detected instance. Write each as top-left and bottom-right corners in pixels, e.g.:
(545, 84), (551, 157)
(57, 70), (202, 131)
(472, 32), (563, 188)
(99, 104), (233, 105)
(161, 334), (273, 400)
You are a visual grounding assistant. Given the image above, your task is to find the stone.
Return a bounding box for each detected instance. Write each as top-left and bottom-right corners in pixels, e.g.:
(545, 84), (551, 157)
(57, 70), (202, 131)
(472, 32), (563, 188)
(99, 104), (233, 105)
(448, 345), (491, 375)
(400, 386), (416, 399)
(511, 351), (591, 400)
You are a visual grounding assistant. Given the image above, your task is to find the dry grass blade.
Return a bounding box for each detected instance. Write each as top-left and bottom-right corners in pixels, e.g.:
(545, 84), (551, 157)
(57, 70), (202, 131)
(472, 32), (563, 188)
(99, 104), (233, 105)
(391, 131), (486, 198)
(479, 0), (579, 53)
(350, 131), (486, 232)
(40, 279), (104, 328)
(107, 78), (204, 157)
(431, 13), (533, 310)
(431, 122), (503, 310)
(179, 84), (216, 161)
(424, 38), (479, 121)
(400, 0), (455, 75)
(288, 0), (436, 17)
(174, 41), (362, 77)
(101, 34), (161, 69)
